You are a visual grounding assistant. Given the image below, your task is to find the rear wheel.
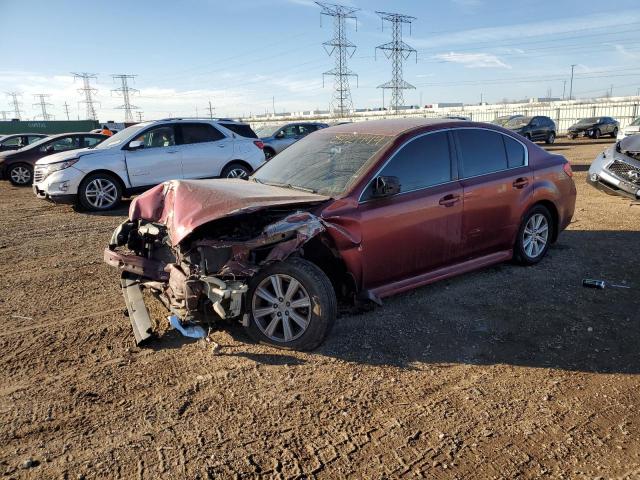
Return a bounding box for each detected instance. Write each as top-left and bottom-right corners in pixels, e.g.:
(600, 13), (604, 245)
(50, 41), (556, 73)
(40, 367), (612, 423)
(78, 172), (122, 211)
(545, 131), (556, 144)
(514, 205), (554, 266)
(264, 148), (275, 160)
(246, 257), (337, 351)
(221, 162), (251, 179)
(8, 163), (33, 186)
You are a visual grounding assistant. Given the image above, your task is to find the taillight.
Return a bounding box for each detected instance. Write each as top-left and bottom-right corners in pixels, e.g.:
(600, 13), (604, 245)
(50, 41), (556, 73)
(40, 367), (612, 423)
(253, 140), (264, 150)
(563, 162), (573, 177)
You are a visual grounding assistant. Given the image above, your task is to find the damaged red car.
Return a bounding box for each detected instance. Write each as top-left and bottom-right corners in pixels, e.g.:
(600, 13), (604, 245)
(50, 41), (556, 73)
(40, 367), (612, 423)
(105, 118), (576, 350)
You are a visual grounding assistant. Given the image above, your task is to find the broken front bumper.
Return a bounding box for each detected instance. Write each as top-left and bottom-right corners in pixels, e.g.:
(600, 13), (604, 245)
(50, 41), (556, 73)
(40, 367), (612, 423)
(587, 152), (640, 199)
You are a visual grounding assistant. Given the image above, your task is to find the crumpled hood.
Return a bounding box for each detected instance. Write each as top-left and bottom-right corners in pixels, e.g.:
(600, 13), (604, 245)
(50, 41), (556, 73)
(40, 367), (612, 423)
(35, 147), (97, 165)
(129, 179), (330, 246)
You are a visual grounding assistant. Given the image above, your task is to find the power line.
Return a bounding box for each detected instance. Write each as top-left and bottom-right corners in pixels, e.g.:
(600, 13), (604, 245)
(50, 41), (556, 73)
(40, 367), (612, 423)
(375, 11), (417, 111)
(72, 73), (99, 121)
(33, 94), (53, 120)
(316, 2), (359, 116)
(112, 74), (139, 123)
(63, 102), (71, 121)
(6, 92), (22, 120)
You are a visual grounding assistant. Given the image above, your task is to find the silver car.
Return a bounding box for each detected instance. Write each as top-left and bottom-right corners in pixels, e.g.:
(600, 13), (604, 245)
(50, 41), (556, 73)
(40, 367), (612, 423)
(588, 135), (640, 199)
(257, 122), (328, 160)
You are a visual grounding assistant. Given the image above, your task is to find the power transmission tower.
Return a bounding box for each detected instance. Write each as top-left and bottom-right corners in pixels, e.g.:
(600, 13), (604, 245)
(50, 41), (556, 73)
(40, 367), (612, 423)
(72, 73), (99, 120)
(112, 74), (139, 123)
(6, 92), (22, 120)
(0, 111), (10, 121)
(33, 94), (54, 120)
(316, 2), (359, 116)
(63, 101), (71, 120)
(375, 11), (417, 111)
(136, 111), (144, 122)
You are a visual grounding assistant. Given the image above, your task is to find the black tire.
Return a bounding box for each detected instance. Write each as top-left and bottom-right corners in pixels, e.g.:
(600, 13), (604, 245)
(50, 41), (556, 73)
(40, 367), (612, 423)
(246, 257), (337, 351)
(592, 128), (601, 139)
(568, 134), (576, 140)
(264, 148), (275, 160)
(78, 172), (122, 211)
(524, 133), (532, 141)
(545, 131), (556, 144)
(221, 161), (251, 180)
(514, 205), (554, 266)
(611, 127), (618, 138)
(8, 163), (33, 186)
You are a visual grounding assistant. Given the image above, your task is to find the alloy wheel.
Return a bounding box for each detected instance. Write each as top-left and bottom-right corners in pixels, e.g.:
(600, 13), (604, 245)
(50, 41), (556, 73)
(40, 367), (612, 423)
(10, 166), (31, 185)
(85, 178), (118, 209)
(522, 213), (549, 259)
(251, 273), (311, 343)
(226, 168), (248, 179)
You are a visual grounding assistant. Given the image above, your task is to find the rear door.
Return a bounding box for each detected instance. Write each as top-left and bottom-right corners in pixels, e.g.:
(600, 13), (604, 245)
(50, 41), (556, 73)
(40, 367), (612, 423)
(454, 128), (532, 259)
(124, 124), (183, 187)
(358, 130), (463, 288)
(177, 122), (232, 179)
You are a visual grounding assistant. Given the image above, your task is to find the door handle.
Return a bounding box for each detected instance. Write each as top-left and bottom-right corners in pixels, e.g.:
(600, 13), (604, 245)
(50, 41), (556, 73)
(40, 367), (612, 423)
(438, 194), (460, 207)
(512, 177), (529, 189)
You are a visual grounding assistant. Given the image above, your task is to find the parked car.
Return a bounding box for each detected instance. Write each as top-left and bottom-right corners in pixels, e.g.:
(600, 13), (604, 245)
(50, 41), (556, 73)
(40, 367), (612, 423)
(257, 122), (328, 159)
(492, 115), (524, 127)
(104, 118), (576, 350)
(33, 119), (265, 211)
(504, 116), (557, 144)
(0, 132), (106, 186)
(617, 116), (640, 140)
(567, 117), (618, 139)
(587, 135), (640, 199)
(0, 133), (48, 152)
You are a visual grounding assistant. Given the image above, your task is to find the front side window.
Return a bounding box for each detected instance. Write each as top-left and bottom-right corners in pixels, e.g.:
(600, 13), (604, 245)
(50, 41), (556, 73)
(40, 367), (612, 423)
(363, 131), (452, 200)
(281, 125), (298, 138)
(180, 123), (225, 144)
(133, 126), (175, 149)
(83, 136), (103, 148)
(456, 129), (509, 177)
(46, 136), (81, 152)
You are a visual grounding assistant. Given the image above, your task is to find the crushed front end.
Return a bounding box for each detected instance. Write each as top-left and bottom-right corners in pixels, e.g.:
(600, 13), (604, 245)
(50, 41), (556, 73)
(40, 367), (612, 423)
(588, 136), (640, 200)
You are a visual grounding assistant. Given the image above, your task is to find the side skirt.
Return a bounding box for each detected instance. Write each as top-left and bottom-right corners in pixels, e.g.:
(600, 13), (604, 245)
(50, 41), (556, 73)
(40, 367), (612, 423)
(369, 250), (513, 299)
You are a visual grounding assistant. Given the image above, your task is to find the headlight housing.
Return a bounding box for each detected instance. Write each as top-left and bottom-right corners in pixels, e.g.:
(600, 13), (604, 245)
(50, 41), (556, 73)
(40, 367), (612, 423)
(47, 158), (79, 173)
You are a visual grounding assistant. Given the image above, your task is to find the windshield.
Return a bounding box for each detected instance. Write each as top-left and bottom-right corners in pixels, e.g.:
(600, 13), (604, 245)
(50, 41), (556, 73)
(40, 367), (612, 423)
(94, 123), (149, 149)
(255, 125), (281, 137)
(630, 117), (640, 127)
(253, 131), (392, 196)
(577, 117), (599, 124)
(505, 116), (532, 128)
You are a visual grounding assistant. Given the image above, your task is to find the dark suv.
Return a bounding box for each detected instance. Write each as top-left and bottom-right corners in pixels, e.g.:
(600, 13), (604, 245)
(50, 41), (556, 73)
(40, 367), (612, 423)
(567, 117), (618, 139)
(505, 116), (556, 144)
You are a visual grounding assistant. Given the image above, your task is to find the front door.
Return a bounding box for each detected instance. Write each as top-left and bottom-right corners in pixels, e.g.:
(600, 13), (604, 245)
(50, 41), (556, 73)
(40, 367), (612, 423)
(357, 130), (463, 289)
(124, 124), (183, 187)
(453, 128), (533, 259)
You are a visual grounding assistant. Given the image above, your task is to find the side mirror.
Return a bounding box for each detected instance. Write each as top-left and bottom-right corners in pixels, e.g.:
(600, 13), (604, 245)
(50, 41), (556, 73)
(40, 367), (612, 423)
(128, 140), (144, 150)
(372, 176), (401, 198)
(45, 145), (55, 153)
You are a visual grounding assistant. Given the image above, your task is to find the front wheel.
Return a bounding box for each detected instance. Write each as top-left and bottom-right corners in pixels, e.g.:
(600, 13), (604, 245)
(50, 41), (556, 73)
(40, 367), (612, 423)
(591, 128), (601, 139)
(221, 162), (251, 179)
(78, 172), (122, 211)
(611, 127), (618, 138)
(246, 257), (337, 350)
(514, 205), (554, 266)
(8, 163), (33, 186)
(545, 132), (556, 144)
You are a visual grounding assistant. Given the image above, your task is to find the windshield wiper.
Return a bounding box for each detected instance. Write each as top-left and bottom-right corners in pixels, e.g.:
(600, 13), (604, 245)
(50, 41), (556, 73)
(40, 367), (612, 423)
(254, 178), (318, 194)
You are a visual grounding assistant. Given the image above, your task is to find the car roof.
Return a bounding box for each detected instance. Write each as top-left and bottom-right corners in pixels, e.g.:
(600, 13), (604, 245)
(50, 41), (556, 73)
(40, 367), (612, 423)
(1, 133), (47, 137)
(327, 118), (462, 137)
(43, 132), (107, 138)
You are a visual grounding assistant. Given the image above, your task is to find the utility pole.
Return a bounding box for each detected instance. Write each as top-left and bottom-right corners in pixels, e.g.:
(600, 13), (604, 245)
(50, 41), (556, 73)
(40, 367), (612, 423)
(610, 84), (614, 97)
(72, 73), (99, 120)
(207, 99), (215, 119)
(63, 101), (71, 120)
(112, 74), (139, 123)
(316, 2), (359, 117)
(136, 111), (144, 122)
(272, 96), (275, 116)
(562, 80), (566, 100)
(375, 11), (417, 112)
(6, 92), (22, 120)
(33, 94), (54, 120)
(480, 92), (483, 105)
(568, 64), (576, 101)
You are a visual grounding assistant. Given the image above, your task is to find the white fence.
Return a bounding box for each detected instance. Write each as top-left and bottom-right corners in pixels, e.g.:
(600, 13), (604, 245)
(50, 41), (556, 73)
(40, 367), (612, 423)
(245, 98), (640, 136)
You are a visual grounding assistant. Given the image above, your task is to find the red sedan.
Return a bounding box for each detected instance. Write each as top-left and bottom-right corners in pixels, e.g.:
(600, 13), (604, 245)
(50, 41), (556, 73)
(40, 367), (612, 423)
(105, 118), (576, 350)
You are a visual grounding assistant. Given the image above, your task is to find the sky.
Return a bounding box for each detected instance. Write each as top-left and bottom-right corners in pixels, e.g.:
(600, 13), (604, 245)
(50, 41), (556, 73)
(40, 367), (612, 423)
(0, 0), (639, 121)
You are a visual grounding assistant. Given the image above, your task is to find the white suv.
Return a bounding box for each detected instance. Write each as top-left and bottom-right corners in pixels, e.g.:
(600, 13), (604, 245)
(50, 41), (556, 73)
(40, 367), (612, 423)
(33, 119), (265, 211)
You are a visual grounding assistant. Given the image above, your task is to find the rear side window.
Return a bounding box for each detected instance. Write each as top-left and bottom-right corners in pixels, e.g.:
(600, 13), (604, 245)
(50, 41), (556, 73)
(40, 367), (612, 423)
(456, 129), (508, 177)
(180, 123), (225, 144)
(503, 135), (525, 168)
(220, 123), (257, 138)
(374, 131), (452, 194)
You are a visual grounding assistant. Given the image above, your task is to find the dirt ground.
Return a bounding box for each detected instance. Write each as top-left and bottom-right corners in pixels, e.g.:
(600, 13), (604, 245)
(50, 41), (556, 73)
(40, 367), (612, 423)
(0, 139), (639, 479)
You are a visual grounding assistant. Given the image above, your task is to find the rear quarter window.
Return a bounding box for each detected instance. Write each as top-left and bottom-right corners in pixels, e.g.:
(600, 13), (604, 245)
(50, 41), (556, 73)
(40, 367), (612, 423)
(220, 123), (258, 138)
